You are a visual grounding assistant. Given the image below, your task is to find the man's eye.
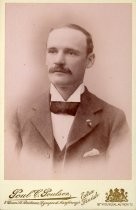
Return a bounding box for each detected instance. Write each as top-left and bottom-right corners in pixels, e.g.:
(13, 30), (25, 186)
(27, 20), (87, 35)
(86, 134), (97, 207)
(48, 49), (57, 54)
(66, 50), (79, 56)
(68, 51), (75, 55)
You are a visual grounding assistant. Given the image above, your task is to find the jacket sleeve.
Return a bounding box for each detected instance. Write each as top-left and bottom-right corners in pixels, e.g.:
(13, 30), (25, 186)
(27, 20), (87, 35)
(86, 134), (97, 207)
(106, 109), (131, 179)
(5, 107), (23, 179)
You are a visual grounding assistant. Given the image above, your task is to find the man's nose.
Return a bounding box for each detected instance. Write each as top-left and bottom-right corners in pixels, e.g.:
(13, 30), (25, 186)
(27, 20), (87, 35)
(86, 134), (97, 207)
(54, 51), (65, 65)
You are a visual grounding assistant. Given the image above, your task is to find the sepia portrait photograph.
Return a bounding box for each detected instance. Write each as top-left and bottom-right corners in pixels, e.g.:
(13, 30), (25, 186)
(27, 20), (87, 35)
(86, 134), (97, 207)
(4, 3), (132, 180)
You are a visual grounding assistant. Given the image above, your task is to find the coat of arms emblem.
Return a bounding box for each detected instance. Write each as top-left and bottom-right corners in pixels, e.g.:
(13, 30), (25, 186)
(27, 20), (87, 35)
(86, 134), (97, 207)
(105, 188), (128, 202)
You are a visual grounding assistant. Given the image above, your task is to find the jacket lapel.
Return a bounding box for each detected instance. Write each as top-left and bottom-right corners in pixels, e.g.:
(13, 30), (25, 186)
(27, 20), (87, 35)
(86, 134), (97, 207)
(29, 88), (104, 149)
(30, 91), (54, 149)
(67, 89), (104, 147)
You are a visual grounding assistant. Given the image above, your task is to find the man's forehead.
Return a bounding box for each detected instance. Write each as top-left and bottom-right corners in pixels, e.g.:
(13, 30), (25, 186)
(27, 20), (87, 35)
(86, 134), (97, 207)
(47, 27), (87, 48)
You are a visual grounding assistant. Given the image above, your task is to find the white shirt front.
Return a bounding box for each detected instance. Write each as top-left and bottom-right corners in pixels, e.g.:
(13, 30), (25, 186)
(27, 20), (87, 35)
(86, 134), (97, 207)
(50, 83), (85, 151)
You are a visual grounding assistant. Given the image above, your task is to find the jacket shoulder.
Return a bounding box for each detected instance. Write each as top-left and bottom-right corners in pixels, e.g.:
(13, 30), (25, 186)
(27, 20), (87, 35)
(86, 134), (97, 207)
(16, 92), (50, 129)
(86, 89), (129, 133)
(86, 89), (125, 116)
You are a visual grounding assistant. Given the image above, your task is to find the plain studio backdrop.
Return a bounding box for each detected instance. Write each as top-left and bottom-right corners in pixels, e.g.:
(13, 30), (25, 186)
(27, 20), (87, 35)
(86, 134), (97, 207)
(5, 3), (131, 126)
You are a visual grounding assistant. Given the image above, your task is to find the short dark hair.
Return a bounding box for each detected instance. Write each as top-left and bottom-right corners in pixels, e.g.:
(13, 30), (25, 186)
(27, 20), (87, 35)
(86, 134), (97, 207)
(49, 23), (94, 55)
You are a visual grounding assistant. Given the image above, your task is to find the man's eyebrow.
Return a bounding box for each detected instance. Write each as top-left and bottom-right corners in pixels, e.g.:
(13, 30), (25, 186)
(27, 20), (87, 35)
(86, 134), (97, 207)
(64, 48), (80, 54)
(47, 47), (80, 55)
(47, 47), (57, 50)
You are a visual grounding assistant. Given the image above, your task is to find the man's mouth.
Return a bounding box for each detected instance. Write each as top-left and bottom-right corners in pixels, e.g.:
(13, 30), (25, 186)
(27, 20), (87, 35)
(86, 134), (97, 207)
(54, 70), (67, 73)
(49, 67), (72, 74)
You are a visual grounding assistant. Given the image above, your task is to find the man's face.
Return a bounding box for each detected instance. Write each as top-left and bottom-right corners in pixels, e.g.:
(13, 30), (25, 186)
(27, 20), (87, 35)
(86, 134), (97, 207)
(46, 27), (91, 87)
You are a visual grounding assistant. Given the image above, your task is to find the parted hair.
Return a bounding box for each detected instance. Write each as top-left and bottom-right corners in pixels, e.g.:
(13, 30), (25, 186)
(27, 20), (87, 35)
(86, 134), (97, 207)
(49, 23), (94, 55)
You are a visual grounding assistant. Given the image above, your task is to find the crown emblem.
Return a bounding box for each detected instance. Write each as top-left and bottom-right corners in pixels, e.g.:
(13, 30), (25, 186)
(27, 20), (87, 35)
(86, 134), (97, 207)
(105, 188), (128, 202)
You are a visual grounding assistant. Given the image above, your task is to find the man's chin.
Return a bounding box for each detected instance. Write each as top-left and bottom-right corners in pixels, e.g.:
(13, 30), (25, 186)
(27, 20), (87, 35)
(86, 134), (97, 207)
(50, 78), (73, 87)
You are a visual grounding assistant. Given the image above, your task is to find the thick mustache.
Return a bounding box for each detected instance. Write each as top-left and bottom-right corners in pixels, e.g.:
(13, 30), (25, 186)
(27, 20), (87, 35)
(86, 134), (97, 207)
(49, 66), (72, 74)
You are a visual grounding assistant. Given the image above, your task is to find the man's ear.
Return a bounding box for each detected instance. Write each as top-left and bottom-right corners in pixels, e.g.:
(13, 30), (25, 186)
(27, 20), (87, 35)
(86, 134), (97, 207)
(86, 53), (95, 68)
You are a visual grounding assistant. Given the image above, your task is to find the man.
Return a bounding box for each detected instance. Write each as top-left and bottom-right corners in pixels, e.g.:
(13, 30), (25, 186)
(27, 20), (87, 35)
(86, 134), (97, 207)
(6, 24), (131, 179)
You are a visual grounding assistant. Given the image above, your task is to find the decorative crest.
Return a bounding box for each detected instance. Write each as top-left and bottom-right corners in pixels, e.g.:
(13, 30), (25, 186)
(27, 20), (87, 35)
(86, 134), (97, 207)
(105, 188), (128, 202)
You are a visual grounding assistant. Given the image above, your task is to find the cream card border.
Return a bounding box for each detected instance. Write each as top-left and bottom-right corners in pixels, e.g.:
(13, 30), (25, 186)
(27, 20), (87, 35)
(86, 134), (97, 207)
(0, 1), (136, 210)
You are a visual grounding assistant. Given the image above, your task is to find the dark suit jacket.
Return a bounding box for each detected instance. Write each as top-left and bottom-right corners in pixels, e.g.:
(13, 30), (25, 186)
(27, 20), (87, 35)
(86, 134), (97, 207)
(6, 88), (131, 180)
